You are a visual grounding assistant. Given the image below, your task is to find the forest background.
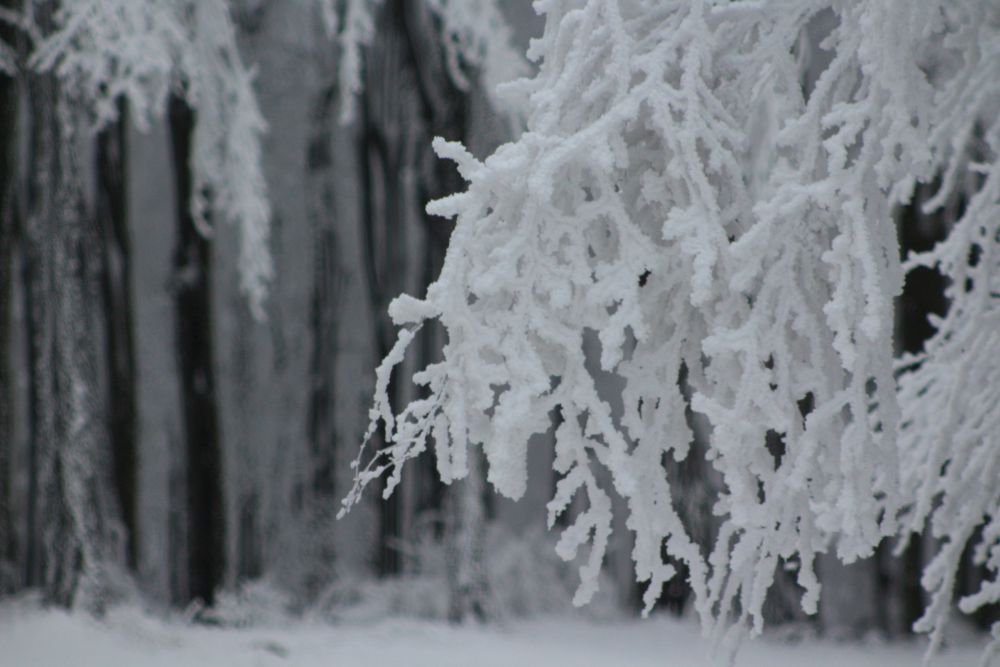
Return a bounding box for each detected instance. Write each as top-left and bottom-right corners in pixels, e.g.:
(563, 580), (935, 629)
(0, 0), (997, 659)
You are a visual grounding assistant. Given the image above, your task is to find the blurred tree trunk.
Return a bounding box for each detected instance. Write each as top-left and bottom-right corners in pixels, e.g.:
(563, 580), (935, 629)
(0, 0), (20, 596)
(95, 103), (138, 570)
(359, 0), (488, 618)
(307, 83), (339, 504)
(358, 2), (415, 579)
(168, 96), (225, 606)
(21, 0), (124, 610)
(303, 77), (343, 594)
(445, 449), (491, 621)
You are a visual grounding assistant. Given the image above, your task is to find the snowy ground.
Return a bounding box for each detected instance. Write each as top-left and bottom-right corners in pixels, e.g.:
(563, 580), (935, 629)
(1, 602), (986, 667)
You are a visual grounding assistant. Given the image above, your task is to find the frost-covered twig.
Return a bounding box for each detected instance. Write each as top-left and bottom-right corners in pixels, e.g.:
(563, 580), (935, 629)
(343, 0), (1000, 659)
(896, 3), (1000, 659)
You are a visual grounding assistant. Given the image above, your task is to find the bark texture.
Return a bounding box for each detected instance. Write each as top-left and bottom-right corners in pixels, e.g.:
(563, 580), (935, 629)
(21, 3), (124, 609)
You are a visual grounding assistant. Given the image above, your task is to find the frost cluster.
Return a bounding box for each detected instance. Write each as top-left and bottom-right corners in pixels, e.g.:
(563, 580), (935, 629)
(343, 0), (1000, 653)
(895, 1), (1000, 659)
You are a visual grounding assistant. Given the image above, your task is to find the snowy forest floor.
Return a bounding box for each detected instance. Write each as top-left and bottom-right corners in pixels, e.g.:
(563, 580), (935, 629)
(1, 598), (986, 666)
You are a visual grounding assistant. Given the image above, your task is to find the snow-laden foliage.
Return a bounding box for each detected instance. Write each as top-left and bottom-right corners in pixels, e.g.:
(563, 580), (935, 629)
(29, 0), (185, 130)
(896, 2), (1000, 660)
(329, 0), (380, 123)
(0, 0), (527, 606)
(342, 0), (1000, 651)
(181, 0), (272, 318)
(22, 0), (273, 317)
(423, 0), (528, 115)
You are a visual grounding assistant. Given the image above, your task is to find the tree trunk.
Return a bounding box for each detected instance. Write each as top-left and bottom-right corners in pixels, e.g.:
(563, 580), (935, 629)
(168, 95), (225, 607)
(359, 0), (488, 617)
(445, 449), (491, 622)
(299, 79), (342, 593)
(95, 103), (138, 570)
(21, 3), (125, 609)
(357, 8), (411, 578)
(307, 84), (340, 503)
(0, 0), (19, 596)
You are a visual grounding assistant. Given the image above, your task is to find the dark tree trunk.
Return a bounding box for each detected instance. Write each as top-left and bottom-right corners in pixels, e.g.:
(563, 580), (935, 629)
(168, 96), (225, 606)
(236, 492), (260, 580)
(20, 2), (124, 610)
(357, 12), (408, 578)
(0, 0), (20, 596)
(22, 3), (59, 598)
(307, 84), (340, 502)
(95, 102), (138, 570)
(308, 210), (339, 498)
(359, 0), (486, 617)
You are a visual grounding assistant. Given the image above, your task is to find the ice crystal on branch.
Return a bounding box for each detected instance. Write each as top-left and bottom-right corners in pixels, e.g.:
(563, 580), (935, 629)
(896, 1), (1000, 659)
(340, 0), (999, 654)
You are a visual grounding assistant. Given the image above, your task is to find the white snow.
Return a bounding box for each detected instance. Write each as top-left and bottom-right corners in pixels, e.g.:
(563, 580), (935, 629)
(0, 602), (982, 667)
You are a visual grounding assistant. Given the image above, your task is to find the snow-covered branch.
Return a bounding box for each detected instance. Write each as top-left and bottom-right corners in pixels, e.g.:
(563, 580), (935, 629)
(897, 2), (1000, 659)
(342, 0), (1000, 656)
(181, 0), (272, 318)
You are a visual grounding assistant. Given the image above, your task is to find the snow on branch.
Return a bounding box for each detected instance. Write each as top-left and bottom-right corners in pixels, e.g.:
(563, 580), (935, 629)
(340, 0), (998, 656)
(423, 0), (529, 115)
(896, 2), (1000, 659)
(31, 0), (273, 318)
(30, 0), (185, 130)
(331, 0), (380, 123)
(181, 0), (273, 318)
